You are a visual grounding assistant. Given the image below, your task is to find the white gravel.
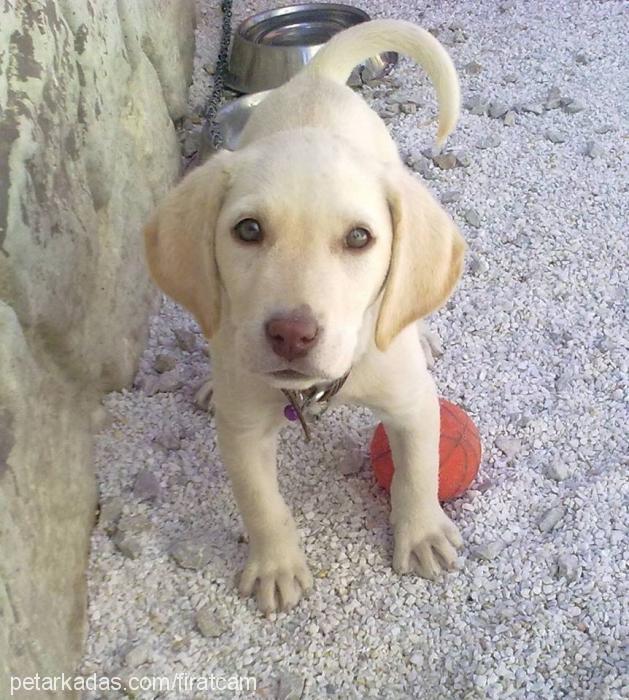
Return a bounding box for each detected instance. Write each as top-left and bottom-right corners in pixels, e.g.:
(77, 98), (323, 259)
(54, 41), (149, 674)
(83, 1), (628, 698)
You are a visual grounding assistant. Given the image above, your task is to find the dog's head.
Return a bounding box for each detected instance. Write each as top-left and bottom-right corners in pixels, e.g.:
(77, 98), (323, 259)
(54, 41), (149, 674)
(145, 131), (465, 389)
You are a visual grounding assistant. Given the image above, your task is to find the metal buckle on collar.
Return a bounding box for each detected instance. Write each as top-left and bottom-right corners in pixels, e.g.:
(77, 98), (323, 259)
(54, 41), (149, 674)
(281, 372), (350, 441)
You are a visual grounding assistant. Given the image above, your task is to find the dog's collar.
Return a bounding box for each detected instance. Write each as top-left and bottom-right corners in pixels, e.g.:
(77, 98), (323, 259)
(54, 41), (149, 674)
(282, 372), (350, 441)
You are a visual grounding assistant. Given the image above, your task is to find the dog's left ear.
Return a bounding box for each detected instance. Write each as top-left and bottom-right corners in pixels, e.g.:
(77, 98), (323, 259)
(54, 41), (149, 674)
(375, 167), (466, 350)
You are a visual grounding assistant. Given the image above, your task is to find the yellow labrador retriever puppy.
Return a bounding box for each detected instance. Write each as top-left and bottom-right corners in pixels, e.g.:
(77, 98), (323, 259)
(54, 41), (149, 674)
(145, 20), (466, 614)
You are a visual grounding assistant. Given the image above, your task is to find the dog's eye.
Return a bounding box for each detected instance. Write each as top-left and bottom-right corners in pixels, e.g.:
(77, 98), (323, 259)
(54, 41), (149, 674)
(234, 218), (263, 243)
(345, 227), (372, 250)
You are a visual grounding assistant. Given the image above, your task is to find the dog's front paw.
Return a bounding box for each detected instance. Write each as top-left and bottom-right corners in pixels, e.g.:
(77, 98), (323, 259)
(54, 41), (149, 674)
(392, 507), (463, 579)
(238, 544), (313, 615)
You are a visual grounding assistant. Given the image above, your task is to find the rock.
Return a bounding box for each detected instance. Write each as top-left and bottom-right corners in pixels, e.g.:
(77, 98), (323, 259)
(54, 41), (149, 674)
(438, 28), (456, 47)
(555, 370), (573, 392)
(410, 158), (437, 180)
(495, 435), (521, 461)
(575, 51), (590, 65)
(471, 541), (505, 561)
(503, 111), (517, 127)
(339, 447), (365, 475)
(379, 108), (398, 120)
(521, 102), (545, 115)
(594, 124), (615, 134)
(500, 0), (516, 10)
(463, 209), (482, 228)
(556, 554), (580, 581)
(397, 95), (421, 108)
(544, 86), (562, 110)
(400, 102), (417, 115)
(133, 470), (161, 502)
(547, 459), (569, 481)
(563, 99), (585, 114)
(469, 254), (489, 275)
(173, 327), (197, 352)
(144, 369), (184, 395)
(154, 426), (182, 451)
(347, 69), (363, 88)
(98, 497), (124, 534)
(546, 129), (567, 144)
(488, 101), (509, 119)
(277, 672), (306, 700)
(539, 506), (565, 533)
(154, 353), (177, 373)
(116, 513), (152, 535)
(584, 140), (604, 158)
(433, 153), (458, 170)
(422, 145), (443, 160)
(441, 190), (462, 204)
(392, 91), (424, 106)
(455, 152), (472, 168)
(503, 73), (518, 83)
(112, 532), (142, 559)
(464, 61), (483, 75)
(495, 604), (517, 620)
(170, 635), (190, 653)
(125, 643), (152, 667)
(475, 479), (493, 495)
(170, 537), (216, 570)
(476, 134), (501, 149)
(195, 605), (230, 638)
(361, 62), (384, 83)
(0, 0), (195, 682)
(466, 96), (490, 116)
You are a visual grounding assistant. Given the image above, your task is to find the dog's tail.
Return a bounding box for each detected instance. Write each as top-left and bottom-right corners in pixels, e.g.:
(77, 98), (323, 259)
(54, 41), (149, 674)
(305, 19), (459, 145)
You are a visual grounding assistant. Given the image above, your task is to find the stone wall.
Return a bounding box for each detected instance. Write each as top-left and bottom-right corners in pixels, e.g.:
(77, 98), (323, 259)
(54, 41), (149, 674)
(0, 0), (195, 694)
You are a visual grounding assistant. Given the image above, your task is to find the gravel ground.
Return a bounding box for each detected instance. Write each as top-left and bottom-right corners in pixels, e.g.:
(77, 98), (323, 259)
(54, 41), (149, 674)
(83, 1), (628, 698)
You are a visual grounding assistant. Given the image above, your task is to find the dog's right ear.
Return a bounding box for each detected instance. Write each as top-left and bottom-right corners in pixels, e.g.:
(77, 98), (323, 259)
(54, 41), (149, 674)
(375, 166), (466, 350)
(143, 152), (232, 338)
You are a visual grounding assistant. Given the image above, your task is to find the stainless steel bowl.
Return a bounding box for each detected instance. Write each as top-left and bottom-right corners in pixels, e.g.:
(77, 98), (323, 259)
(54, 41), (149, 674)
(225, 3), (397, 94)
(214, 91), (271, 151)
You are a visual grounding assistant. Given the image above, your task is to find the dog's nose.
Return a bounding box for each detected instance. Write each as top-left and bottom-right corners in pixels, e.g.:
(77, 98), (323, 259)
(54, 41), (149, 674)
(265, 313), (319, 360)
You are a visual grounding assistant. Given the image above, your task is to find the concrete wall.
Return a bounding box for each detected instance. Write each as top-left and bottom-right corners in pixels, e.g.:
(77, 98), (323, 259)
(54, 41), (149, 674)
(0, 0), (195, 694)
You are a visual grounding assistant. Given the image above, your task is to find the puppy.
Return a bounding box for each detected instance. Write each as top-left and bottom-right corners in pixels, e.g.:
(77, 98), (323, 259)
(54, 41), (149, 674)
(144, 20), (466, 614)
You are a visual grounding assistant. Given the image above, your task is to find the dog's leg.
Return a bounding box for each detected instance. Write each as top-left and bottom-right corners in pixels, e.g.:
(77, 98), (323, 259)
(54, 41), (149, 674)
(215, 413), (312, 614)
(383, 388), (463, 578)
(364, 329), (463, 578)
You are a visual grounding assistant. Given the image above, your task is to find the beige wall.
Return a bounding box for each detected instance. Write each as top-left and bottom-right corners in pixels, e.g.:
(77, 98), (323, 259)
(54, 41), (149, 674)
(0, 1), (195, 694)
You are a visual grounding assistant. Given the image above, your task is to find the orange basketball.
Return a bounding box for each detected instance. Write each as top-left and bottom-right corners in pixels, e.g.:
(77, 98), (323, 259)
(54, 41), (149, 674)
(370, 398), (481, 501)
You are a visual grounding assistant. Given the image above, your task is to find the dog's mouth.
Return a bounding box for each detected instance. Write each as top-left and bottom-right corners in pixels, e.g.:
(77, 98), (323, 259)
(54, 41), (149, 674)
(269, 369), (311, 381)
(264, 367), (330, 390)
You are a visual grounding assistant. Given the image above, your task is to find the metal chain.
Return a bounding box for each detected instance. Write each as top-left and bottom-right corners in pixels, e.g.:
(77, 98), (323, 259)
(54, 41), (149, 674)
(198, 0), (234, 160)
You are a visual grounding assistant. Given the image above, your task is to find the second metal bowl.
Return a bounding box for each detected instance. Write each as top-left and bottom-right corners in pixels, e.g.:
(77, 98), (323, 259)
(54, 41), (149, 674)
(214, 91), (271, 151)
(225, 3), (397, 94)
